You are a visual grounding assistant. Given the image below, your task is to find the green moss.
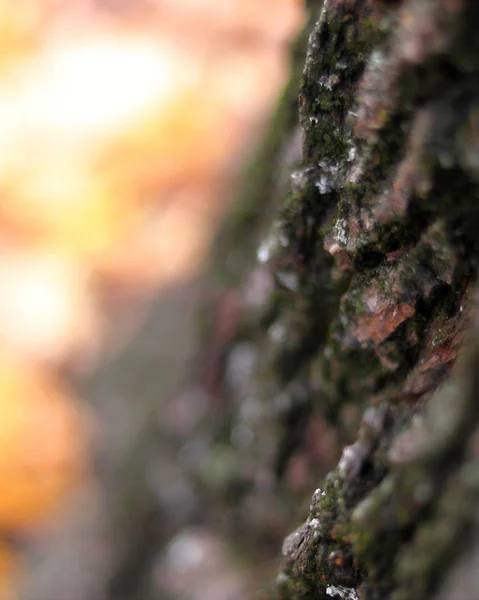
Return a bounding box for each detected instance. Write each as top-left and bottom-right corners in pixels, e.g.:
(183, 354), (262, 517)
(274, 0), (479, 598)
(300, 0), (377, 164)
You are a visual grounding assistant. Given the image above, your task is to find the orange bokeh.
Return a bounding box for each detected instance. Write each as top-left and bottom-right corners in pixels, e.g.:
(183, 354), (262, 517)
(0, 0), (304, 594)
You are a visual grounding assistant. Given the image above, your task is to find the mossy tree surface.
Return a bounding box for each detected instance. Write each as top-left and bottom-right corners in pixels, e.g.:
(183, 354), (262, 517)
(199, 0), (479, 599)
(274, 0), (479, 598)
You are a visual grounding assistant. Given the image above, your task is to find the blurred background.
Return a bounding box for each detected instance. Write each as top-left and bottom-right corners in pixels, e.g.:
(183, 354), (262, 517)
(0, 1), (307, 599)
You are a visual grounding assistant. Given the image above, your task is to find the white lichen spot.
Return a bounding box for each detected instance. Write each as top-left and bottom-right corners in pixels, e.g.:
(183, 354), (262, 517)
(334, 218), (348, 246)
(326, 585), (359, 600)
(309, 518), (321, 528)
(257, 227), (281, 264)
(318, 75), (333, 90)
(310, 487), (326, 511)
(315, 175), (331, 194)
(319, 160), (341, 175)
(318, 74), (340, 91)
(257, 238), (275, 264)
(348, 146), (357, 161)
(257, 219), (289, 264)
(291, 166), (314, 192)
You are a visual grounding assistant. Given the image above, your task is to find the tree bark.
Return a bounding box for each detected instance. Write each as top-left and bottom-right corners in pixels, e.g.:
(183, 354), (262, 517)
(197, 1), (479, 599)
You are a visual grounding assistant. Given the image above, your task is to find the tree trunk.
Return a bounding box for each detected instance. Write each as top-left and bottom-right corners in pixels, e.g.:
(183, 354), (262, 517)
(195, 1), (479, 599)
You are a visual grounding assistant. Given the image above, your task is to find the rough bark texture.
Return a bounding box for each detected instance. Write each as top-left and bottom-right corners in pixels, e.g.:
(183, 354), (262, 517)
(194, 0), (479, 599)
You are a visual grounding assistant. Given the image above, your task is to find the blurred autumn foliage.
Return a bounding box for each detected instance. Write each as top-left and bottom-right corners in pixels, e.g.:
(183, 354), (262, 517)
(0, 0), (304, 596)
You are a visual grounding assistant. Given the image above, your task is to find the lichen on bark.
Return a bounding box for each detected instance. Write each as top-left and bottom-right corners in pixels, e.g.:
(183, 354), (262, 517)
(272, 0), (479, 598)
